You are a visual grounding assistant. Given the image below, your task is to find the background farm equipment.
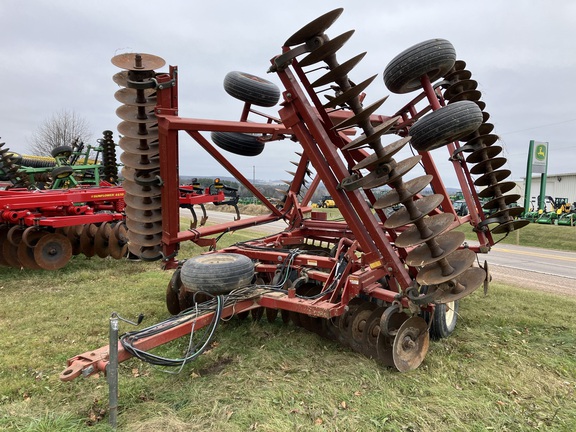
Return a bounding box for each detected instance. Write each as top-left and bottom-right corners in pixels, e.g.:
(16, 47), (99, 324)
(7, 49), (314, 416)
(61, 7), (529, 385)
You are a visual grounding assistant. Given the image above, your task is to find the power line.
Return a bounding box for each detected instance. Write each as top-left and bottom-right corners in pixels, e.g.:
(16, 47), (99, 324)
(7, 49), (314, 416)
(500, 118), (576, 135)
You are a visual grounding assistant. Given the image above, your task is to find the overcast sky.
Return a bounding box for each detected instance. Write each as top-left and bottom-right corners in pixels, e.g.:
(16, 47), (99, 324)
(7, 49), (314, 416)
(1, 0), (574, 189)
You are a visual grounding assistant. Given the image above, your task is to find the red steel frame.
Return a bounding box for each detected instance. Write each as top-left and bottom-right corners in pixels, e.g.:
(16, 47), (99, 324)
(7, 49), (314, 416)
(60, 51), (496, 381)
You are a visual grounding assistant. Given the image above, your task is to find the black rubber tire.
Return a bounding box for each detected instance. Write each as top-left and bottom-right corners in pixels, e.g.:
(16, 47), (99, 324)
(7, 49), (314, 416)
(223, 71), (280, 107)
(51, 166), (74, 179)
(211, 131), (265, 157)
(409, 101), (483, 152)
(429, 301), (459, 340)
(51, 145), (74, 158)
(384, 39), (456, 94)
(180, 253), (254, 295)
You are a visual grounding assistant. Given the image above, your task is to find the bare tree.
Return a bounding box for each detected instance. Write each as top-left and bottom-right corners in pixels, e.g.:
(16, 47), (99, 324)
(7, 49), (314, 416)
(28, 109), (92, 156)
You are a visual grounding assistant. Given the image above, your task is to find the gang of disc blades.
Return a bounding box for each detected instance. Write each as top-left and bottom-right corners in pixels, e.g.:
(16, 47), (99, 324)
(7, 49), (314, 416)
(119, 137), (159, 156)
(469, 157), (507, 175)
(465, 145), (502, 164)
(491, 219), (531, 234)
(351, 136), (410, 171)
(483, 194), (521, 210)
(478, 181), (516, 198)
(431, 266), (485, 304)
(120, 151), (160, 170)
(127, 231), (163, 247)
(114, 87), (157, 107)
(116, 105), (157, 124)
(125, 206), (163, 223)
(474, 169), (511, 187)
(443, 79), (478, 100)
(117, 121), (159, 140)
(124, 194), (162, 210)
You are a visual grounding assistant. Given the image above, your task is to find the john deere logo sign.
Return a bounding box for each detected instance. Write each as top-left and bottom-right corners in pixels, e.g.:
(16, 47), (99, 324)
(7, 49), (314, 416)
(532, 141), (548, 173)
(535, 144), (547, 161)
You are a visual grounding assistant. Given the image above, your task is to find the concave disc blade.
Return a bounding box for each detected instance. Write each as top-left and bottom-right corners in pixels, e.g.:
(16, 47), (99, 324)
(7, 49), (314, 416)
(373, 175), (432, 210)
(127, 230), (163, 247)
(332, 96), (388, 130)
(34, 233), (72, 270)
(299, 30), (355, 67)
(310, 52), (366, 88)
(343, 116), (400, 151)
(116, 105), (157, 124)
(394, 213), (455, 249)
(120, 151), (160, 170)
(122, 179), (161, 198)
(384, 194), (444, 229)
(443, 79), (478, 100)
(124, 194), (162, 210)
(469, 157), (507, 175)
(125, 207), (163, 223)
(119, 137), (159, 156)
(284, 8), (343, 46)
(416, 248), (477, 285)
(490, 219), (531, 234)
(323, 74), (377, 109)
(483, 194), (521, 210)
(117, 121), (158, 140)
(111, 53), (166, 71)
(465, 145), (502, 164)
(405, 231), (466, 267)
(392, 316), (430, 372)
(126, 219), (162, 236)
(351, 136), (410, 171)
(430, 266), (486, 304)
(114, 88), (157, 107)
(474, 169), (511, 187)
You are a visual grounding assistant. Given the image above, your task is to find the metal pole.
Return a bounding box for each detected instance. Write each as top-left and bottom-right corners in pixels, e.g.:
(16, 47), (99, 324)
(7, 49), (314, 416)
(108, 313), (119, 429)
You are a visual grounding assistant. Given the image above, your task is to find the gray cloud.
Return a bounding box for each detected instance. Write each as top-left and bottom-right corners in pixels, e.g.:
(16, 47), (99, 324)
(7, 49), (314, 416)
(1, 0), (574, 187)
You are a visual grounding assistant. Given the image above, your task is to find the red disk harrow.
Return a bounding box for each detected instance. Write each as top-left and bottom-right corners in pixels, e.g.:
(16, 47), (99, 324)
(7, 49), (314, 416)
(61, 8), (527, 379)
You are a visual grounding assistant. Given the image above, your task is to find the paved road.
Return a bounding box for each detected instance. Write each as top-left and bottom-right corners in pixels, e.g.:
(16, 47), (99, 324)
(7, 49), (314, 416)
(181, 209), (576, 284)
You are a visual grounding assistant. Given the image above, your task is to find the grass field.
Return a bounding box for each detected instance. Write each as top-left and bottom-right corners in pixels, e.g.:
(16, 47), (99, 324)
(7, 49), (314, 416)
(1, 225), (575, 431)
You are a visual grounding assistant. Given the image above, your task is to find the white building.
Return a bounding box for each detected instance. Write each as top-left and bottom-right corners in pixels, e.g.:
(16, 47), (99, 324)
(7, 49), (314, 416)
(514, 173), (576, 210)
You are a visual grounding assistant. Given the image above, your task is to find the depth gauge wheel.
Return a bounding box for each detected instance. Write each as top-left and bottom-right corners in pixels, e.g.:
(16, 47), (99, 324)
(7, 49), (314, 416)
(223, 71), (280, 107)
(409, 101), (483, 152)
(384, 38), (456, 94)
(50, 145), (74, 159)
(211, 131), (265, 157)
(51, 166), (74, 179)
(180, 253), (254, 295)
(429, 301), (459, 340)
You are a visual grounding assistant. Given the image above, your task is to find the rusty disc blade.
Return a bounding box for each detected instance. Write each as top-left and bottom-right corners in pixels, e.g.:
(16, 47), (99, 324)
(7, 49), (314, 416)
(461, 122), (494, 142)
(373, 175), (432, 210)
(443, 79), (478, 100)
(119, 137), (159, 156)
(0, 225), (12, 267)
(483, 194), (521, 210)
(351, 136), (410, 171)
(67, 225), (83, 255)
(465, 145), (502, 164)
(126, 219), (162, 236)
(113, 71), (129, 87)
(491, 219), (531, 235)
(349, 302), (377, 352)
(127, 230), (163, 247)
(125, 207), (163, 224)
(166, 269), (183, 315)
(116, 105), (157, 124)
(79, 224), (98, 257)
(120, 151), (160, 170)
(122, 179), (161, 197)
(360, 306), (386, 358)
(375, 155), (422, 188)
(443, 69), (472, 82)
(21, 226), (45, 248)
(2, 237), (22, 268)
(33, 233), (72, 270)
(284, 8), (343, 46)
(124, 194), (162, 211)
(7, 225), (24, 247)
(323, 74), (377, 109)
(430, 266), (486, 304)
(332, 96), (388, 130)
(392, 316), (430, 372)
(485, 206), (525, 221)
(465, 133), (499, 148)
(117, 121), (159, 140)
(310, 52), (367, 88)
(395, 213), (455, 248)
(469, 157), (507, 175)
(343, 116), (400, 151)
(111, 53), (166, 71)
(114, 88), (157, 107)
(384, 194), (444, 229)
(447, 89), (482, 103)
(416, 248), (477, 285)
(94, 223), (112, 258)
(17, 239), (44, 270)
(298, 30), (355, 67)
(406, 231), (466, 267)
(474, 169), (511, 187)
(138, 245), (163, 261)
(478, 181), (517, 198)
(109, 222), (129, 260)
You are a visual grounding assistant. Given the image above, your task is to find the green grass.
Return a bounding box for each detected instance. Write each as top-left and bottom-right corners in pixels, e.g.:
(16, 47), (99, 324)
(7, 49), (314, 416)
(455, 221), (576, 251)
(1, 227), (575, 431)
